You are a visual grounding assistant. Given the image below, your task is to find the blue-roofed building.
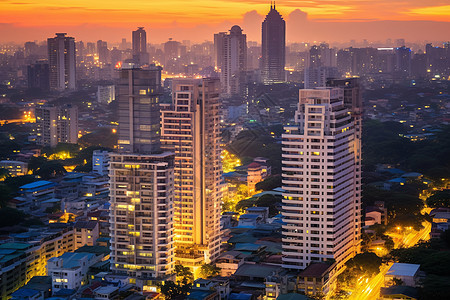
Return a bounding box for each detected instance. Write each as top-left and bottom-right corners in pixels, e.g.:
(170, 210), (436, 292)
(14, 180), (57, 212)
(47, 252), (101, 292)
(11, 276), (52, 300)
(229, 293), (253, 300)
(187, 289), (219, 300)
(10, 288), (42, 300)
(238, 214), (263, 228)
(388, 178), (407, 185)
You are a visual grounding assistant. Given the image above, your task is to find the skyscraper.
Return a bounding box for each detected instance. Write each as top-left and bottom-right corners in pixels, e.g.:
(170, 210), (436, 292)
(216, 25), (247, 97)
(261, 2), (286, 84)
(132, 27), (149, 66)
(47, 33), (76, 90)
(109, 66), (175, 286)
(281, 87), (361, 273)
(161, 78), (222, 275)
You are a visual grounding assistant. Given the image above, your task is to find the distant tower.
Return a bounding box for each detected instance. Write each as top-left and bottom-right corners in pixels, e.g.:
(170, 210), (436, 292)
(216, 25), (247, 97)
(261, 2), (286, 84)
(132, 27), (149, 65)
(97, 40), (109, 64)
(47, 33), (76, 90)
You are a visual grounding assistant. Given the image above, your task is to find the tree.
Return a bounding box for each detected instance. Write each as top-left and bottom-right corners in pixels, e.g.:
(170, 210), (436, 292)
(199, 263), (220, 279)
(174, 264), (194, 284)
(0, 168), (11, 181)
(159, 281), (188, 300)
(34, 161), (66, 179)
(0, 184), (11, 208)
(255, 175), (282, 191)
(427, 190), (450, 208)
(28, 156), (48, 173)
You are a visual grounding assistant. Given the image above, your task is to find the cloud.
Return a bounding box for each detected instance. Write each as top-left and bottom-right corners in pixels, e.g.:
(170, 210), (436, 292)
(288, 9), (308, 22)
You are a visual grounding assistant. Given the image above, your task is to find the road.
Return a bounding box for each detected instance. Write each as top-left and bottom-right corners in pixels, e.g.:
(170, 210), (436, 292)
(402, 221), (431, 248)
(348, 263), (392, 300)
(347, 221), (431, 299)
(387, 221), (431, 249)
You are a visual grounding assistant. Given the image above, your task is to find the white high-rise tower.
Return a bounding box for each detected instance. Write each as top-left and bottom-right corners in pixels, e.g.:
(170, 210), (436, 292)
(281, 87), (361, 272)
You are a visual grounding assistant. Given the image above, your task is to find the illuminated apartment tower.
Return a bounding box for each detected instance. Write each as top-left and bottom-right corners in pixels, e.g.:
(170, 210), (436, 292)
(35, 104), (78, 147)
(109, 66), (175, 285)
(161, 78), (222, 273)
(47, 33), (76, 90)
(281, 88), (361, 272)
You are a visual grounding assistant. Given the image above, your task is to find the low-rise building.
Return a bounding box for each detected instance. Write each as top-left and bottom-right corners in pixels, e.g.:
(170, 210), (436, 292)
(385, 263), (420, 287)
(297, 263), (336, 297)
(0, 225), (76, 299)
(47, 252), (101, 292)
(245, 207), (269, 223)
(0, 160), (28, 177)
(15, 181), (57, 212)
(380, 286), (418, 300)
(92, 151), (110, 176)
(216, 251), (246, 277)
(74, 221), (100, 247)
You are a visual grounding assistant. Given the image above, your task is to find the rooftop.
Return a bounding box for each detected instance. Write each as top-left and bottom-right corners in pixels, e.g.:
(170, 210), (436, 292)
(276, 293), (312, 300)
(380, 286), (418, 298)
(299, 263), (334, 278)
(234, 263), (281, 279)
(74, 220), (98, 230)
(387, 263), (420, 277)
(20, 180), (55, 190)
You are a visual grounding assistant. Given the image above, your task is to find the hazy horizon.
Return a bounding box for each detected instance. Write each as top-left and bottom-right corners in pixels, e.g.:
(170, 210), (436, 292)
(1, 1), (450, 45)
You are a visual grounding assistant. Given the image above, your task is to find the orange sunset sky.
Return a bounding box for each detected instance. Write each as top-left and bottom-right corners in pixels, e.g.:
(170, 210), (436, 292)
(1, 0), (450, 43)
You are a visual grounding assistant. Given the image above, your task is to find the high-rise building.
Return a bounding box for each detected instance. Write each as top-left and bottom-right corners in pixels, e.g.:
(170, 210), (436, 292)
(394, 46), (412, 79)
(109, 66), (175, 286)
(97, 85), (115, 104)
(28, 60), (50, 91)
(47, 33), (76, 90)
(305, 44), (339, 88)
(97, 40), (109, 64)
(35, 104), (78, 147)
(281, 87), (361, 273)
(132, 27), (149, 66)
(261, 3), (286, 84)
(161, 78), (222, 275)
(213, 32), (227, 70)
(216, 26), (247, 97)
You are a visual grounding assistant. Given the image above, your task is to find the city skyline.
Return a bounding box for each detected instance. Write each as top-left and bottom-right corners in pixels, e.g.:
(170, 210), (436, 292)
(1, 1), (450, 43)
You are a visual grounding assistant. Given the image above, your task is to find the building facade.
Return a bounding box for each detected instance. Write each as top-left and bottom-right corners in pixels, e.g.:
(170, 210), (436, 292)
(261, 3), (286, 84)
(35, 104), (78, 147)
(47, 33), (76, 90)
(161, 78), (222, 274)
(281, 88), (361, 272)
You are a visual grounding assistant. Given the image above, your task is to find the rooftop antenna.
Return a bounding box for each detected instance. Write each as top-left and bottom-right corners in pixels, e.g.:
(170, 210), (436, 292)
(273, 1), (276, 10)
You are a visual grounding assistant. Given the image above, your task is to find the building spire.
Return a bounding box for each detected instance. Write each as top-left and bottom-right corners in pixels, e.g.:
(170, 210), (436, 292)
(273, 1), (276, 10)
